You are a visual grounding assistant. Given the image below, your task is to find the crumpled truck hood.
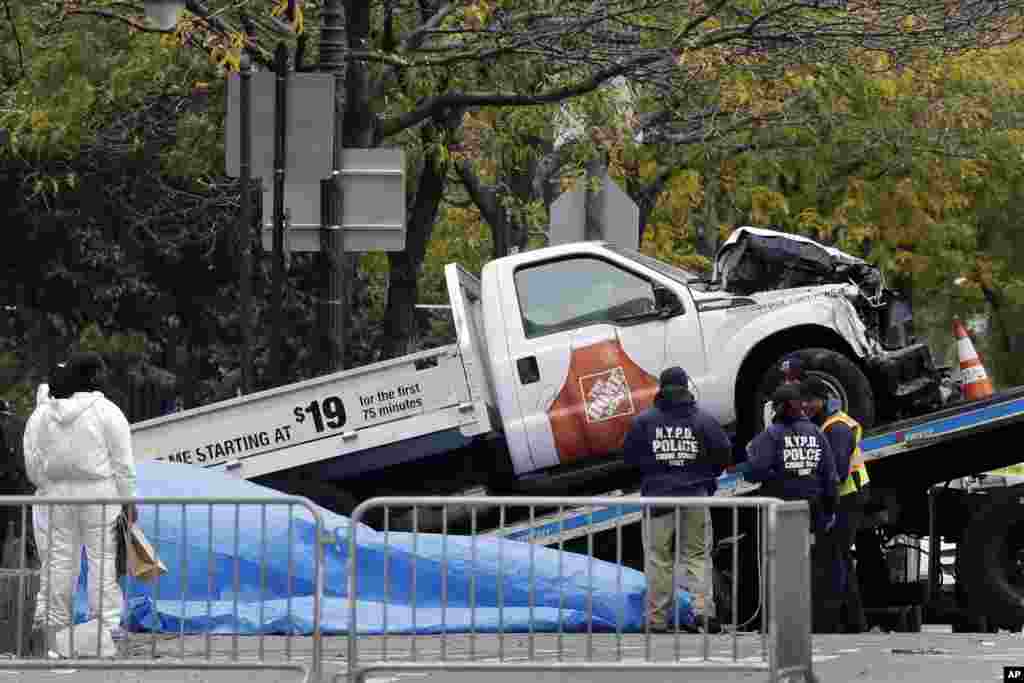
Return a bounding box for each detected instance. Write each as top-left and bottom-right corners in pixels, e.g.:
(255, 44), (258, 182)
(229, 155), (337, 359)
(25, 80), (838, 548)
(692, 283), (879, 359)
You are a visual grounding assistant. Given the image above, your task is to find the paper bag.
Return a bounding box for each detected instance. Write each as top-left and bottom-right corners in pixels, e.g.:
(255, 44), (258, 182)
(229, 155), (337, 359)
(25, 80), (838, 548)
(117, 517), (167, 583)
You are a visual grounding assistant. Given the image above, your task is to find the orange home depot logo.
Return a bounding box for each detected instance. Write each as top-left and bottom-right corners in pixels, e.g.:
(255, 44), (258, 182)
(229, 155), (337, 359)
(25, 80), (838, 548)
(548, 337), (657, 465)
(580, 367), (635, 423)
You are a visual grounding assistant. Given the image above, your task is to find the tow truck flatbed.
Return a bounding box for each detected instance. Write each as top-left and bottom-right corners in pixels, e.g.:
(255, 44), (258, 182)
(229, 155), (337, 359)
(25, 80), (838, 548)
(493, 389), (1024, 545)
(861, 387), (1024, 463)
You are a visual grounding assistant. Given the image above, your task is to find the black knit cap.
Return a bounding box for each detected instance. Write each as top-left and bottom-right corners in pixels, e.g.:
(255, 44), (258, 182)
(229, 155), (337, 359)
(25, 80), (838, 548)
(66, 351), (107, 392)
(658, 366), (690, 387)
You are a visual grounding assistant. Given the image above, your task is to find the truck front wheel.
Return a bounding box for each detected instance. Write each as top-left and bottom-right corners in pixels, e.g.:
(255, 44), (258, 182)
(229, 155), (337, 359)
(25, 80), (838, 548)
(752, 348), (876, 432)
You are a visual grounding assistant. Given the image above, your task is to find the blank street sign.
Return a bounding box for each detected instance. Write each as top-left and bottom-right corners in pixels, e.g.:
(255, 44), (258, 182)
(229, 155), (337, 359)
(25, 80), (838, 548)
(225, 72), (335, 180)
(550, 183), (587, 245)
(260, 149), (406, 253)
(600, 172), (640, 251)
(549, 173), (639, 251)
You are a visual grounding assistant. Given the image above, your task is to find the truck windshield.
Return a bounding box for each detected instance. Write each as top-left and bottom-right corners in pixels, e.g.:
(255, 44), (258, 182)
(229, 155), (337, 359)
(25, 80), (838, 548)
(606, 246), (701, 286)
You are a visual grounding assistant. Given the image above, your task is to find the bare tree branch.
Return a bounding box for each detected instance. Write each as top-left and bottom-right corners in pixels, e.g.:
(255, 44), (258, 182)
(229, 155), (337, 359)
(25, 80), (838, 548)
(66, 8), (173, 34)
(382, 49), (669, 137)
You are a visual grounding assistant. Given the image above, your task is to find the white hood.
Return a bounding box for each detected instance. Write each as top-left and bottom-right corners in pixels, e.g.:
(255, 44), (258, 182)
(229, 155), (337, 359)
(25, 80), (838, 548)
(24, 391), (136, 497)
(48, 392), (103, 426)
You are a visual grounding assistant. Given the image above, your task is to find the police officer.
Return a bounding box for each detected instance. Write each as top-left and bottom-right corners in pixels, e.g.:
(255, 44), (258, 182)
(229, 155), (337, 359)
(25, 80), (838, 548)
(729, 383), (842, 632)
(803, 377), (869, 633)
(624, 367), (733, 634)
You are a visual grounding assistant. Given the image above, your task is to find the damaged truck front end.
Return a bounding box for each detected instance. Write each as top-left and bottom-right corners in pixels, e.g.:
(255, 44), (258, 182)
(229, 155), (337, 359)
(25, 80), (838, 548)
(714, 227), (949, 423)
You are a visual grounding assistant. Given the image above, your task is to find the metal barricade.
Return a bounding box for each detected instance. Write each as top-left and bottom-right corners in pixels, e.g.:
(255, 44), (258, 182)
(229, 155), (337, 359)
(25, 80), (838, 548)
(342, 496), (812, 683)
(0, 495), (324, 682)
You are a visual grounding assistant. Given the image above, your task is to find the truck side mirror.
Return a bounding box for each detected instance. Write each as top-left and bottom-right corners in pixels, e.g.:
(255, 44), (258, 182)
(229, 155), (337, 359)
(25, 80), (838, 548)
(653, 284), (684, 318)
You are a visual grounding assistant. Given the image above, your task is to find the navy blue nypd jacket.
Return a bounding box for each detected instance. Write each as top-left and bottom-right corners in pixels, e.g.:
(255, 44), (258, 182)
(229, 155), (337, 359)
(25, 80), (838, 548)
(737, 415), (839, 530)
(623, 395), (733, 497)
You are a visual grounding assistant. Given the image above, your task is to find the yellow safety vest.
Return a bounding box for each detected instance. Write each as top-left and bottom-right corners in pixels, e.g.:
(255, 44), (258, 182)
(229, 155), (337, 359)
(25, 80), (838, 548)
(822, 411), (870, 496)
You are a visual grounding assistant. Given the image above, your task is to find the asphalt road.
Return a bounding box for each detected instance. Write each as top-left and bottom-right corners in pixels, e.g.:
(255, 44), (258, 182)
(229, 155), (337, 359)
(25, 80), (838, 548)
(1, 630), (1022, 682)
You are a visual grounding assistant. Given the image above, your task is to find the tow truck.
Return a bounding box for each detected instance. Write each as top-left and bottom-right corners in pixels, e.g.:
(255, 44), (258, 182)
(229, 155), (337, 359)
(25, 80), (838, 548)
(130, 226), (1024, 630)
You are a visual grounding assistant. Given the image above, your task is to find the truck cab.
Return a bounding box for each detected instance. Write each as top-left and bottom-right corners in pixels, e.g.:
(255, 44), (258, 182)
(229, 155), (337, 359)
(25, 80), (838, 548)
(463, 234), (941, 485)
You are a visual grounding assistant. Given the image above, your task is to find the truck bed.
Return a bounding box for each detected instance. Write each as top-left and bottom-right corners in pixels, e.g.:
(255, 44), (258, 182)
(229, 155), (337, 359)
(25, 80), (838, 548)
(131, 344), (494, 481)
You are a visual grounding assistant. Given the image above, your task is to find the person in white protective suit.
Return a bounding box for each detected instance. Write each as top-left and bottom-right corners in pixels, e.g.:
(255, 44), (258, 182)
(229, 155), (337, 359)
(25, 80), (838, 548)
(23, 353), (137, 658)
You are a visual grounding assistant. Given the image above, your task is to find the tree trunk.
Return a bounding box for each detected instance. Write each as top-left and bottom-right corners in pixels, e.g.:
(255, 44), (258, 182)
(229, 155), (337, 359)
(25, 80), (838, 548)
(695, 171), (721, 259)
(381, 126), (451, 358)
(982, 285), (1016, 356)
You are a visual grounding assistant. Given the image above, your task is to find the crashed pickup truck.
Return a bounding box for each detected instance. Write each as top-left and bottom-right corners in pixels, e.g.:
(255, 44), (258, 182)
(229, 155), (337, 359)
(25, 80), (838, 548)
(132, 226), (947, 517)
(708, 225), (945, 434)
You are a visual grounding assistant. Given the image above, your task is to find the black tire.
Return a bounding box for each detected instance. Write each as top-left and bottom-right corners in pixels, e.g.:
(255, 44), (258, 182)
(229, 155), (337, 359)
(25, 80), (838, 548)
(751, 348), (876, 433)
(959, 495), (1024, 629)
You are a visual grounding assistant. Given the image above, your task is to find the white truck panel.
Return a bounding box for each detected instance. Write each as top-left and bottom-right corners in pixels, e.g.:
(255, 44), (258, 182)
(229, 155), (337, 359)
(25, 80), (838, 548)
(132, 345), (479, 475)
(694, 284), (872, 423)
(445, 263), (499, 418)
(481, 258), (539, 473)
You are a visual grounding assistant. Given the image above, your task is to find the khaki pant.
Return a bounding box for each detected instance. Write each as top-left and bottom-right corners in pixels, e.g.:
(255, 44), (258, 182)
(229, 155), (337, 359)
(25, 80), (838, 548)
(643, 506), (714, 627)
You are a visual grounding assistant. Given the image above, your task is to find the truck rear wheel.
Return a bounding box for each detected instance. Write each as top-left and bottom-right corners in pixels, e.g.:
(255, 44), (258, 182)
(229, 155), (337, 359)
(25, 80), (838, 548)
(752, 348), (876, 432)
(960, 494), (1024, 629)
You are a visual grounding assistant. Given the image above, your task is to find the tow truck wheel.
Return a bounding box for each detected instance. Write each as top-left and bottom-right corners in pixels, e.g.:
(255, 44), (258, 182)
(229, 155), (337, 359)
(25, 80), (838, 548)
(960, 493), (1024, 629)
(753, 348), (876, 432)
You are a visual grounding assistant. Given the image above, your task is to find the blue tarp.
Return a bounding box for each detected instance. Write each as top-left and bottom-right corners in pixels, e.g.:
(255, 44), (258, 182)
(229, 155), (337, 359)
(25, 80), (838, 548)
(61, 461), (694, 634)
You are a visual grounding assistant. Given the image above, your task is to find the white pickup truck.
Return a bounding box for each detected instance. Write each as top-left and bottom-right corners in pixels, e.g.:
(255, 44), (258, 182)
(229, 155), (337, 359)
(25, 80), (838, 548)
(133, 227), (944, 522)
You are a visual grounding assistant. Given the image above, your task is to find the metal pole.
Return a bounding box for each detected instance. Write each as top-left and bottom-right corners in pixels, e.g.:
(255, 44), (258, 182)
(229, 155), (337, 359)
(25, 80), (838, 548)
(320, 0), (346, 373)
(238, 50), (254, 395)
(269, 42), (289, 387)
(927, 487), (939, 609)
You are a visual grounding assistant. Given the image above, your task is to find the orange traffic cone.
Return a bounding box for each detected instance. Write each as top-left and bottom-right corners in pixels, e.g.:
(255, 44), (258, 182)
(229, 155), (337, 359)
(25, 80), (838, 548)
(953, 318), (993, 401)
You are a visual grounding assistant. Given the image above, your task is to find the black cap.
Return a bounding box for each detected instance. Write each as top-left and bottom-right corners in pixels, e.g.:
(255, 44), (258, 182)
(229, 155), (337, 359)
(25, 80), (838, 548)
(659, 366), (690, 387)
(802, 377), (831, 400)
(771, 383), (804, 406)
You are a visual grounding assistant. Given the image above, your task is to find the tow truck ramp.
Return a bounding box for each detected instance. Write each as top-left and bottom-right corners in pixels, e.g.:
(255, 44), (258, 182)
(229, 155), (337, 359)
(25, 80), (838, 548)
(485, 478), (763, 546)
(487, 388), (1024, 546)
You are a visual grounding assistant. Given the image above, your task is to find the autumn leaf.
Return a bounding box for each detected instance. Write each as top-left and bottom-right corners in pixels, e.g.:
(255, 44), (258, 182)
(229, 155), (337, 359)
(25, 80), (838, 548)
(639, 159), (658, 181)
(30, 111), (50, 131)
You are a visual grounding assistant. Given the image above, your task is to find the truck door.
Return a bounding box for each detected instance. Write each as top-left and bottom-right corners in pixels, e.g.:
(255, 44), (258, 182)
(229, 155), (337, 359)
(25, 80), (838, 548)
(505, 253), (702, 473)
